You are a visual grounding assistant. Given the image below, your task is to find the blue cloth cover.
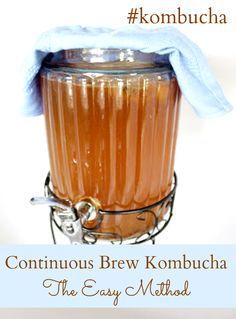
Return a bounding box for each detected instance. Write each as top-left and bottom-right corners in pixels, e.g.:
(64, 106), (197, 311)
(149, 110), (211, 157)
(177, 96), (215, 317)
(22, 26), (232, 118)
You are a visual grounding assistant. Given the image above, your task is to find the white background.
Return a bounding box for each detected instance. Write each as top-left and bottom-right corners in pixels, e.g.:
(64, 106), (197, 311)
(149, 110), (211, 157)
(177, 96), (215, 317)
(0, 0), (235, 245)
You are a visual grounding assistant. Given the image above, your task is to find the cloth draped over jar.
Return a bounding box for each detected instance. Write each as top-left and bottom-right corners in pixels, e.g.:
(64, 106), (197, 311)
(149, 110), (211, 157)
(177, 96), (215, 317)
(21, 25), (232, 118)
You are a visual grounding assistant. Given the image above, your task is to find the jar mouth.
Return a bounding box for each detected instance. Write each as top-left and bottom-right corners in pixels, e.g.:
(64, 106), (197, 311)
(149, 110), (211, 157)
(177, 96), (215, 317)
(42, 48), (172, 73)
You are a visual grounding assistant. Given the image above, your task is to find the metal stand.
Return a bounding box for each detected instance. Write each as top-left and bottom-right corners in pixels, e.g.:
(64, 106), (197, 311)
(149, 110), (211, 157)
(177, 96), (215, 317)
(31, 173), (177, 245)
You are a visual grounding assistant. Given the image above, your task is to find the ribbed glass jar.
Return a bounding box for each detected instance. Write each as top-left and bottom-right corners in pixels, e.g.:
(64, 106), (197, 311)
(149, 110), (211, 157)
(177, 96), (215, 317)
(40, 48), (181, 240)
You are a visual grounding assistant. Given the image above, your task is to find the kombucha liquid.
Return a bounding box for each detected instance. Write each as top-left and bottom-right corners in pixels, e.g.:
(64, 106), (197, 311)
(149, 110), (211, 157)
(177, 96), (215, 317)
(40, 70), (180, 239)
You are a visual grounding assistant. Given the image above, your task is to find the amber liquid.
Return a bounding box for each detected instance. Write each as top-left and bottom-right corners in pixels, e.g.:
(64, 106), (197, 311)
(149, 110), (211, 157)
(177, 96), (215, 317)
(40, 71), (180, 239)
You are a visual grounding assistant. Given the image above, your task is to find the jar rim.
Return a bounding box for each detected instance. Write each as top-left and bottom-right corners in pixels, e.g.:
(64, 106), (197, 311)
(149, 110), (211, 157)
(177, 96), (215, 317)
(42, 48), (173, 74)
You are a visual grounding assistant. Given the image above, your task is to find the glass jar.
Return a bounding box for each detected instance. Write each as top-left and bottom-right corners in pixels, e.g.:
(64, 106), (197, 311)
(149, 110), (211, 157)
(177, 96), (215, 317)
(40, 48), (181, 240)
